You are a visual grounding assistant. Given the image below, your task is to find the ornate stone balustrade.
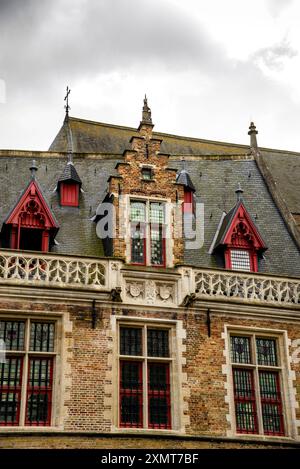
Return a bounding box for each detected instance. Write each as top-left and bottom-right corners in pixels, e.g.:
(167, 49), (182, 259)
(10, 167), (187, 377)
(0, 250), (110, 290)
(194, 269), (300, 307)
(0, 250), (299, 309)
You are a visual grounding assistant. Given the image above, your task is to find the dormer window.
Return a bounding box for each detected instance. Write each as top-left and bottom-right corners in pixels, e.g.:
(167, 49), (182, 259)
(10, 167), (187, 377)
(1, 163), (59, 252)
(229, 249), (252, 272)
(210, 186), (267, 273)
(57, 160), (82, 208)
(60, 182), (80, 207)
(141, 167), (153, 181)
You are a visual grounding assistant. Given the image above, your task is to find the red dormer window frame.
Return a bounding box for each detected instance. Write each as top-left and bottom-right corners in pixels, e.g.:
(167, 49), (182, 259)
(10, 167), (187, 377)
(182, 189), (196, 215)
(225, 247), (258, 273)
(59, 182), (80, 207)
(4, 179), (58, 252)
(222, 203), (266, 273)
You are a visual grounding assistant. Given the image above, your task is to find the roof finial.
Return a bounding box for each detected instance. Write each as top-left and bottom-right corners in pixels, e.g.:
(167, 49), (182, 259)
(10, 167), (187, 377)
(235, 182), (244, 201)
(142, 94), (152, 124)
(64, 86), (71, 120)
(248, 121), (258, 149)
(30, 160), (38, 179)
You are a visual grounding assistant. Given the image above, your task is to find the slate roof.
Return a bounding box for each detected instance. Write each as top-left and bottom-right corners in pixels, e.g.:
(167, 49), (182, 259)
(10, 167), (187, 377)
(58, 160), (82, 186)
(0, 115), (299, 278)
(176, 169), (196, 192)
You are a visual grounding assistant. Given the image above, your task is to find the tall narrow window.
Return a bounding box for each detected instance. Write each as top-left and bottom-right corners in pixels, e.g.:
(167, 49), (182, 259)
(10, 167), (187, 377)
(130, 201), (146, 265)
(0, 319), (56, 427)
(130, 200), (166, 267)
(119, 325), (172, 429)
(230, 333), (285, 436)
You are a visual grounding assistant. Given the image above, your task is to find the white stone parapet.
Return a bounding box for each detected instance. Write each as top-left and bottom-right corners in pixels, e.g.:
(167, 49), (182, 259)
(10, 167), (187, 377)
(0, 250), (299, 308)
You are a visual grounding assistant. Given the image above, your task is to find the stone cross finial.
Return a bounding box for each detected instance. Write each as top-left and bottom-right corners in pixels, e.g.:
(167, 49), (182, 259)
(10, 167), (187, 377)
(30, 160), (38, 179)
(235, 182), (244, 201)
(248, 121), (258, 149)
(142, 94), (152, 124)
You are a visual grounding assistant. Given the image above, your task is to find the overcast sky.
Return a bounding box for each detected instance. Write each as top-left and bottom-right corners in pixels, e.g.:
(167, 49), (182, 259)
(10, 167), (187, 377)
(0, 0), (300, 152)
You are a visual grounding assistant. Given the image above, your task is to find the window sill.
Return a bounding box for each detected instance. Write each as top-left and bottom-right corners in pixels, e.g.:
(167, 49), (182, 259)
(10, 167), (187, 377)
(0, 426), (62, 433)
(112, 427), (181, 436)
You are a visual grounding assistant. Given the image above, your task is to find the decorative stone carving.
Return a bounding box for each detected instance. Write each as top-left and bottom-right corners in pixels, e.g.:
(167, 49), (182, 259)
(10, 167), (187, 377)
(145, 280), (157, 304)
(127, 282), (144, 299)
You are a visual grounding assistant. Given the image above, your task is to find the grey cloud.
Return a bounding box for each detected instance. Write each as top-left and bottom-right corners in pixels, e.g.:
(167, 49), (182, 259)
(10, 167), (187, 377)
(0, 0), (227, 91)
(252, 40), (297, 71)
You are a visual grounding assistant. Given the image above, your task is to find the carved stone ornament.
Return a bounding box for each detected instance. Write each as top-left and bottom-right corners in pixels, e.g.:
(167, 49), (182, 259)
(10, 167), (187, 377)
(145, 280), (157, 304)
(158, 284), (174, 302)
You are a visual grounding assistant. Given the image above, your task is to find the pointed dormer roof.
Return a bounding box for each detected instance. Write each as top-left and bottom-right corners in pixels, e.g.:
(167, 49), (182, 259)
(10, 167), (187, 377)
(210, 185), (267, 253)
(4, 162), (59, 231)
(57, 158), (82, 187)
(176, 168), (196, 192)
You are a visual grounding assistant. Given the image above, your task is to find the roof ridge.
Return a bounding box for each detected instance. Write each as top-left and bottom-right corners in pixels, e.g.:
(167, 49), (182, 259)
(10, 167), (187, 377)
(68, 116), (300, 156)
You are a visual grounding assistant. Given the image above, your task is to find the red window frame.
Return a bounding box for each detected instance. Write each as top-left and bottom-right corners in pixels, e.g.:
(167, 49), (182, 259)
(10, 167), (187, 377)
(0, 356), (23, 426)
(119, 361), (143, 428)
(259, 371), (285, 436)
(25, 357), (53, 426)
(233, 368), (258, 434)
(60, 182), (79, 207)
(148, 362), (171, 429)
(225, 248), (258, 272)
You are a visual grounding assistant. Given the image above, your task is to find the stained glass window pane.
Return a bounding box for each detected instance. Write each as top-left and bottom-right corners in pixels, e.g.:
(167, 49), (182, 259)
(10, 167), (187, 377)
(150, 203), (165, 224)
(131, 223), (145, 264)
(0, 321), (25, 351)
(120, 328), (142, 356)
(256, 338), (277, 366)
(150, 226), (164, 265)
(130, 201), (146, 222)
(147, 329), (169, 357)
(230, 336), (251, 364)
(230, 250), (251, 271)
(30, 323), (55, 352)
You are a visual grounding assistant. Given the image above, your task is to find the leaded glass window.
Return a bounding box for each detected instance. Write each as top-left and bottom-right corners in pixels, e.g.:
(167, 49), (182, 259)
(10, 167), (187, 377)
(0, 321), (25, 351)
(0, 319), (56, 427)
(120, 328), (142, 356)
(119, 324), (172, 429)
(230, 336), (251, 364)
(130, 200), (166, 267)
(256, 338), (277, 366)
(230, 332), (285, 436)
(230, 250), (251, 271)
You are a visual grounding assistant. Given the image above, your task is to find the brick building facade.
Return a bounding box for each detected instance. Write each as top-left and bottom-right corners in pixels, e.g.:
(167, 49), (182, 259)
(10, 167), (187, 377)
(0, 98), (300, 448)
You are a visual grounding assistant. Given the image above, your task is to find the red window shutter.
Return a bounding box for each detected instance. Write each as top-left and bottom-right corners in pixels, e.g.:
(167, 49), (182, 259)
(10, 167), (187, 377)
(183, 189), (193, 214)
(60, 183), (79, 207)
